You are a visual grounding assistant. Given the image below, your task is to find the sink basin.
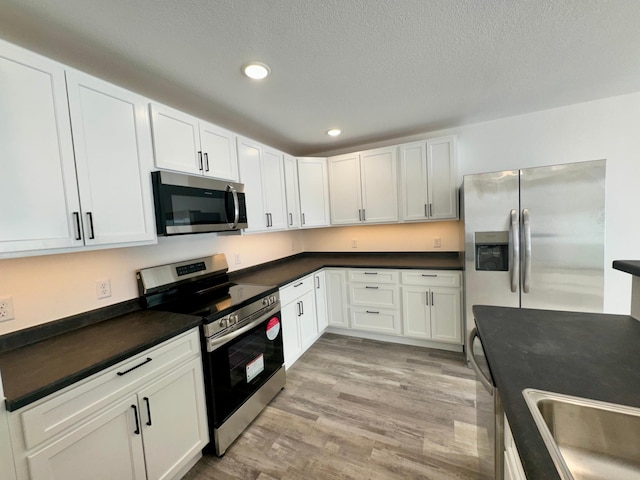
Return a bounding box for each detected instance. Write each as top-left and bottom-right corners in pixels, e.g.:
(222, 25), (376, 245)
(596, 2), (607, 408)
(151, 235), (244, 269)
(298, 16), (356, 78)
(522, 389), (640, 480)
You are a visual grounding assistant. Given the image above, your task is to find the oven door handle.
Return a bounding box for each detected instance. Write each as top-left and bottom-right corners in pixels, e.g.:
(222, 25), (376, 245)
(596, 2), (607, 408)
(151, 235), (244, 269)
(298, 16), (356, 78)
(468, 327), (494, 395)
(206, 304), (279, 352)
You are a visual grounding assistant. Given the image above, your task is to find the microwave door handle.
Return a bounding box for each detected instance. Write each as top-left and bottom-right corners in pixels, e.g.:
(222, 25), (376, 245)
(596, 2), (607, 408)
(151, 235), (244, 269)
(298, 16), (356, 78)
(227, 184), (240, 229)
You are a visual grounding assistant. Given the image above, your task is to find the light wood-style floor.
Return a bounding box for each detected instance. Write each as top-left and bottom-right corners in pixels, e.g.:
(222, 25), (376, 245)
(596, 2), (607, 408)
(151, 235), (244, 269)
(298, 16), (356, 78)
(183, 333), (488, 480)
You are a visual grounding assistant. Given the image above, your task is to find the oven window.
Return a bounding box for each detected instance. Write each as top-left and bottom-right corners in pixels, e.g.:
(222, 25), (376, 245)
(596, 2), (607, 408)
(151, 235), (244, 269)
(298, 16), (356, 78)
(204, 312), (284, 426)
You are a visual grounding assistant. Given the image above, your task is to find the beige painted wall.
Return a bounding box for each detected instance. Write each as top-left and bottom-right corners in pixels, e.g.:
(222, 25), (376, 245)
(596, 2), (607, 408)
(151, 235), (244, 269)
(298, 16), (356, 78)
(302, 222), (462, 252)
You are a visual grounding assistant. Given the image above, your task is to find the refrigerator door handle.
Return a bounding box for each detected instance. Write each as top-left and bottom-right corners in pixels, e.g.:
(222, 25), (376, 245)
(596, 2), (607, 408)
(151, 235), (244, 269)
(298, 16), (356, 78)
(509, 209), (519, 293)
(522, 208), (532, 293)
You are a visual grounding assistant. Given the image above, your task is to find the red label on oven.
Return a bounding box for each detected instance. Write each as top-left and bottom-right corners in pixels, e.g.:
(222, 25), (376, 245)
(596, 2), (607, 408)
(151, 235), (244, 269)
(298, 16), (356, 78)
(266, 317), (280, 340)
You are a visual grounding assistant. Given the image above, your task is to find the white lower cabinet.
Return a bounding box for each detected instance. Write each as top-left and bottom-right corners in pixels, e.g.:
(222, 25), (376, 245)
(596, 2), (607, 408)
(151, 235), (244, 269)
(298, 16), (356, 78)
(325, 269), (348, 328)
(314, 270), (329, 332)
(504, 415), (527, 480)
(401, 286), (462, 344)
(346, 269), (401, 336)
(280, 276), (318, 369)
(9, 328), (208, 480)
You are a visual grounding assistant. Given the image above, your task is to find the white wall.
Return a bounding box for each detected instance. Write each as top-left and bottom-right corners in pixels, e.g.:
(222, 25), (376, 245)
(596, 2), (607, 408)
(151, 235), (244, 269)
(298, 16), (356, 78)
(0, 230), (303, 335)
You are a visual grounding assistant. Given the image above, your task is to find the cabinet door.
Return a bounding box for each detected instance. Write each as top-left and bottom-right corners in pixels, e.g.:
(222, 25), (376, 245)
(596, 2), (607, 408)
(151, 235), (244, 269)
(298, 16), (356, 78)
(427, 136), (457, 219)
(326, 270), (348, 328)
(149, 103), (202, 175)
(328, 153), (362, 225)
(401, 286), (431, 339)
(281, 300), (302, 369)
(430, 288), (462, 344)
(27, 395), (146, 480)
(199, 121), (238, 181)
(237, 137), (267, 232)
(399, 142), (429, 221)
(298, 158), (330, 227)
(262, 147), (288, 230)
(138, 359), (208, 480)
(298, 290), (318, 351)
(66, 70), (156, 246)
(360, 147), (398, 223)
(314, 271), (329, 332)
(0, 40), (82, 254)
(283, 155), (301, 229)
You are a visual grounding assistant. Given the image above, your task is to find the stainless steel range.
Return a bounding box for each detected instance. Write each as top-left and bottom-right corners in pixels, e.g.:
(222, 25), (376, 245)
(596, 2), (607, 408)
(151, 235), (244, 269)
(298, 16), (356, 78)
(137, 254), (285, 456)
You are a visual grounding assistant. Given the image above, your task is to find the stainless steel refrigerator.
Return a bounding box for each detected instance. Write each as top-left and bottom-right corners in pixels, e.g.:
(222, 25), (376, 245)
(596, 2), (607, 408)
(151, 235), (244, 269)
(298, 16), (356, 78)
(463, 159), (605, 480)
(463, 159), (606, 357)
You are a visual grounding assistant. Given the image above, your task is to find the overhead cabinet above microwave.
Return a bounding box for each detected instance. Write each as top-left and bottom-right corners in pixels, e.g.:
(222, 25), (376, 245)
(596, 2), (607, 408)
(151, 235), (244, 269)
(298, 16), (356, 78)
(0, 40), (156, 256)
(149, 103), (239, 182)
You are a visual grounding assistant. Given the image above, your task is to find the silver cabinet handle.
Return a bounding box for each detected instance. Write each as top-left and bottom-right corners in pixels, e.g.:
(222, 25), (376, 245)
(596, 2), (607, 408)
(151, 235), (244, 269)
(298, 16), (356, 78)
(467, 328), (494, 395)
(358, 209), (362, 221)
(424, 204), (428, 217)
(429, 204), (433, 217)
(421, 274), (437, 277)
(510, 209), (519, 293)
(198, 151), (203, 171)
(366, 310), (379, 314)
(431, 291), (434, 305)
(315, 276), (320, 289)
(227, 184), (240, 229)
(362, 209), (366, 221)
(302, 213), (306, 225)
(365, 286), (379, 289)
(426, 291), (430, 306)
(294, 282), (304, 287)
(289, 212), (293, 226)
(300, 300), (304, 315)
(522, 208), (532, 293)
(204, 152), (210, 172)
(364, 272), (378, 275)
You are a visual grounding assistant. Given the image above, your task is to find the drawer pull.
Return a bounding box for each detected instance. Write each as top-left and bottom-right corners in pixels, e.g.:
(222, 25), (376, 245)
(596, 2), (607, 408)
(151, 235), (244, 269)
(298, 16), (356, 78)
(365, 286), (379, 289)
(366, 310), (379, 314)
(131, 405), (140, 435)
(421, 274), (438, 277)
(144, 397), (152, 426)
(294, 282), (304, 287)
(117, 357), (152, 376)
(364, 272), (378, 275)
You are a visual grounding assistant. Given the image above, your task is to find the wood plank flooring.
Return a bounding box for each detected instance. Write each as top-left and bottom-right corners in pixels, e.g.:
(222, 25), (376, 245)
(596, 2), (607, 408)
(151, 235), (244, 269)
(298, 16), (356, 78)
(183, 333), (489, 480)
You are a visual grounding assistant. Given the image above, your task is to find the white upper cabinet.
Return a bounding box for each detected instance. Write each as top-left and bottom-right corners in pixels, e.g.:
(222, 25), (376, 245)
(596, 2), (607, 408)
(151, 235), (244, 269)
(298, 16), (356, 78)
(283, 154), (301, 229)
(149, 103), (238, 182)
(66, 70), (156, 246)
(328, 146), (398, 225)
(237, 137), (287, 233)
(0, 40), (156, 256)
(297, 157), (330, 228)
(399, 136), (458, 222)
(0, 40), (82, 254)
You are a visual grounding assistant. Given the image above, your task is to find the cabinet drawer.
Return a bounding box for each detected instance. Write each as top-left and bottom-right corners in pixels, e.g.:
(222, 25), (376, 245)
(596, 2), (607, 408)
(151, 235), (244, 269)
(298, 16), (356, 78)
(349, 284), (400, 309)
(280, 275), (314, 305)
(18, 328), (200, 450)
(350, 308), (401, 336)
(348, 269), (399, 284)
(401, 270), (460, 287)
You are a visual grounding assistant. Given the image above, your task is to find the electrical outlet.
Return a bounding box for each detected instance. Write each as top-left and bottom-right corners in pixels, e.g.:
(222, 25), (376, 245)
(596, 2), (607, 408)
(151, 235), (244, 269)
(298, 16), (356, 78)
(433, 237), (442, 248)
(0, 296), (15, 322)
(351, 239), (358, 248)
(96, 278), (112, 299)
(234, 253), (241, 265)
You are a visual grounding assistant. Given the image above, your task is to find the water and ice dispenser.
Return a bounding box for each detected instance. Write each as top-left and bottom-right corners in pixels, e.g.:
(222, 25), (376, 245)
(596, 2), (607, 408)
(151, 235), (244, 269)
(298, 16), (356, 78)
(474, 231), (509, 271)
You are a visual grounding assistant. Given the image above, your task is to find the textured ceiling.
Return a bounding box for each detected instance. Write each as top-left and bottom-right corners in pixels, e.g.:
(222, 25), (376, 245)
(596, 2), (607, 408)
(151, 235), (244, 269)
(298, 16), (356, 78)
(1, 0), (640, 155)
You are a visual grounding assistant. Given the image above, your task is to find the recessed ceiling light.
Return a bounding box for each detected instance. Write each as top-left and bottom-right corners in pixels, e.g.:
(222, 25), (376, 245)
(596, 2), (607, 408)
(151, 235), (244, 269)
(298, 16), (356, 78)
(327, 128), (342, 137)
(242, 62), (270, 80)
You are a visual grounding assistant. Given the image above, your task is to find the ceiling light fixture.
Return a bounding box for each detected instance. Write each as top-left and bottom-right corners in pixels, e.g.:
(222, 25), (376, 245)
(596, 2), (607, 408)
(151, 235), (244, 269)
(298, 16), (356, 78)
(242, 62), (271, 80)
(327, 128), (341, 137)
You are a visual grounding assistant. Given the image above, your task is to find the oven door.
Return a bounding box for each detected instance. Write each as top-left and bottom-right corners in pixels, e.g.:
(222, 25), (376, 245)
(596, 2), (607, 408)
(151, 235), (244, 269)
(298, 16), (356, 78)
(203, 309), (284, 427)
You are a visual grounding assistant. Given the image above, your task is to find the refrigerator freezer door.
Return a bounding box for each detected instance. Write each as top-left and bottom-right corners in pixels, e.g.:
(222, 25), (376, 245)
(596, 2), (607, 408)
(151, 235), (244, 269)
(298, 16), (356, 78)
(463, 170), (519, 362)
(519, 160), (605, 312)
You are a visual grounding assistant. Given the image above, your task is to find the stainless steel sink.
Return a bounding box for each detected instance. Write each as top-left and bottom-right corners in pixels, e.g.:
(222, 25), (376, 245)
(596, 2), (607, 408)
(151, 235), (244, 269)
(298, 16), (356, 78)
(522, 389), (640, 480)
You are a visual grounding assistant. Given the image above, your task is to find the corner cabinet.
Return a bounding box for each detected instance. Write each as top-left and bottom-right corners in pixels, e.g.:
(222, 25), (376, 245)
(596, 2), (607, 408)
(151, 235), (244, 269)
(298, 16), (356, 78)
(399, 136), (458, 221)
(328, 146), (398, 225)
(237, 137), (288, 233)
(8, 328), (209, 480)
(149, 103), (239, 182)
(0, 39), (157, 256)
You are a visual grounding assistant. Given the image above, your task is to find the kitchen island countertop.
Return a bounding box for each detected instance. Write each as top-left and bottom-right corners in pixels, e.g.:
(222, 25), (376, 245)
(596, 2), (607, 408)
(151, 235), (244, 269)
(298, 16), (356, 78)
(473, 305), (640, 480)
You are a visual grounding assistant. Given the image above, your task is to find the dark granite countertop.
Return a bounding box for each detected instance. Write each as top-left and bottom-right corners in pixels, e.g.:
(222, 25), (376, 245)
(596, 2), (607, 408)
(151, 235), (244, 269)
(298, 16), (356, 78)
(230, 252), (462, 286)
(473, 305), (640, 480)
(613, 260), (640, 277)
(0, 310), (201, 411)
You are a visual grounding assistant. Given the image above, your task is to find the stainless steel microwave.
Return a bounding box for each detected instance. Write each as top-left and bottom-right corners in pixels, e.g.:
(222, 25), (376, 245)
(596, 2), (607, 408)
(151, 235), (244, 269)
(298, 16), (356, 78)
(151, 171), (248, 235)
